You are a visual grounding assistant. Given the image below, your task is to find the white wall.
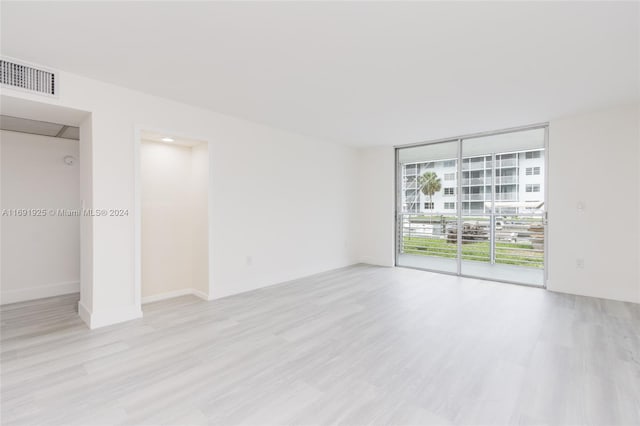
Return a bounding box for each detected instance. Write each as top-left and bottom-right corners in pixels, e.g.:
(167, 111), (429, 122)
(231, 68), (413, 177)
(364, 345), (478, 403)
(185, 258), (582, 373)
(0, 130), (80, 304)
(213, 132), (358, 297)
(2, 68), (358, 327)
(140, 140), (207, 302)
(547, 103), (640, 303)
(356, 146), (395, 267)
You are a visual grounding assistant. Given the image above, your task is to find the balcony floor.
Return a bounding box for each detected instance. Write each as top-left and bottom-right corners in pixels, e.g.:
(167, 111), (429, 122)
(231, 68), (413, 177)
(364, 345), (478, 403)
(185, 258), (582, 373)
(397, 254), (544, 286)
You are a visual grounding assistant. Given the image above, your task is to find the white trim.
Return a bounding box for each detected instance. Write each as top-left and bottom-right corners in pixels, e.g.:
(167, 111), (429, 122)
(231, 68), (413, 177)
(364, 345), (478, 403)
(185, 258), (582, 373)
(78, 300), (91, 327)
(0, 280), (80, 305)
(142, 288), (210, 304)
(133, 125), (142, 309)
(207, 144), (215, 300)
(192, 288), (211, 301)
(85, 304), (142, 329)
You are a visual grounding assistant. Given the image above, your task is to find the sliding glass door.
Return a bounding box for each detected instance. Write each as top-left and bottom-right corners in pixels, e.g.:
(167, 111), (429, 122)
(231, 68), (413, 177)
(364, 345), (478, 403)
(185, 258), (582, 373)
(396, 140), (459, 274)
(396, 126), (547, 287)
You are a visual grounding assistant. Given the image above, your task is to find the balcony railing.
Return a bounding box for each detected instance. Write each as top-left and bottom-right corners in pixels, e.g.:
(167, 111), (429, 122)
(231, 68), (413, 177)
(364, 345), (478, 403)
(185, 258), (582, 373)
(460, 158), (518, 170)
(461, 193), (487, 201)
(496, 159), (517, 168)
(461, 177), (491, 186)
(494, 176), (518, 185)
(495, 193), (518, 201)
(462, 161), (490, 171)
(397, 212), (545, 269)
(459, 192), (519, 201)
(459, 176), (519, 186)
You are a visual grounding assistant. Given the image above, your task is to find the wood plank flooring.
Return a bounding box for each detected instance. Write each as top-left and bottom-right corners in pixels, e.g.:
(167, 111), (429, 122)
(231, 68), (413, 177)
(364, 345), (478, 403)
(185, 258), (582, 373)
(1, 265), (639, 425)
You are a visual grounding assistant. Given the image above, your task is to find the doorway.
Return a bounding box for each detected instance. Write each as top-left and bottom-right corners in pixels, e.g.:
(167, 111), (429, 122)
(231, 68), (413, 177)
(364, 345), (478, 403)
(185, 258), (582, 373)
(0, 115), (82, 305)
(395, 125), (548, 287)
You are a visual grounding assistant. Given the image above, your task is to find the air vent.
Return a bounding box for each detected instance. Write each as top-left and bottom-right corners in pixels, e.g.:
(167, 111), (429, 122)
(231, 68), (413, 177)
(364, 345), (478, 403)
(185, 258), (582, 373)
(1, 58), (57, 96)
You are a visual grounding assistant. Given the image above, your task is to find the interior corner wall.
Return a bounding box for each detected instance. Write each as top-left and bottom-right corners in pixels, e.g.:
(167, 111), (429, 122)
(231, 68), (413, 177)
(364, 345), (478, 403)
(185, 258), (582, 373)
(356, 146), (395, 267)
(1, 66), (359, 327)
(547, 103), (640, 303)
(0, 130), (80, 304)
(190, 142), (209, 297)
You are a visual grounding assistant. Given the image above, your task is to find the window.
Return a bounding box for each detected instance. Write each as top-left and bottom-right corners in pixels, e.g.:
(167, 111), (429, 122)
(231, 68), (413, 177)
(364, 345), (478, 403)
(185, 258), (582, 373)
(444, 202), (455, 210)
(444, 187), (455, 196)
(444, 172), (456, 181)
(526, 184), (540, 192)
(424, 162), (435, 169)
(525, 151), (541, 159)
(443, 160), (456, 167)
(405, 203), (419, 213)
(424, 202), (434, 210)
(526, 166), (541, 176)
(405, 164), (418, 175)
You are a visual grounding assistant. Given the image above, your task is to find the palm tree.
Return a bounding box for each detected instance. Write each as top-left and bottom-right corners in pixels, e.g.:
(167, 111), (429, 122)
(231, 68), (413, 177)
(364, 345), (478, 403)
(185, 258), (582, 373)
(418, 171), (442, 212)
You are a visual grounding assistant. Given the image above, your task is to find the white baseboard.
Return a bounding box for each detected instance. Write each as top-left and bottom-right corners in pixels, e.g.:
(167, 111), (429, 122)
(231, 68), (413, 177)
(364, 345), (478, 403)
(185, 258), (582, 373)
(142, 288), (210, 304)
(192, 288), (211, 301)
(78, 300), (92, 326)
(358, 257), (395, 267)
(1, 281), (80, 305)
(84, 304), (143, 329)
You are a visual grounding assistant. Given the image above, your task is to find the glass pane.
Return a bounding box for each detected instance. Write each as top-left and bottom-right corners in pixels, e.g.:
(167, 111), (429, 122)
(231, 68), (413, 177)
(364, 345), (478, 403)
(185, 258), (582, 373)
(397, 141), (458, 274)
(460, 128), (545, 286)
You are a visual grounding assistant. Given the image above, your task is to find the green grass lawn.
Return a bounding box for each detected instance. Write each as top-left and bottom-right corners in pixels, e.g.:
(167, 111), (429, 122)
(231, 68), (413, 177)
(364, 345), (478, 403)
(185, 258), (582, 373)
(403, 236), (543, 268)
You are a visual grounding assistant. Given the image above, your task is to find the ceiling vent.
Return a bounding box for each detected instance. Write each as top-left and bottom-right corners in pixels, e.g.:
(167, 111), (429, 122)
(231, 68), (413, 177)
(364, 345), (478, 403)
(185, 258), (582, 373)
(1, 57), (57, 97)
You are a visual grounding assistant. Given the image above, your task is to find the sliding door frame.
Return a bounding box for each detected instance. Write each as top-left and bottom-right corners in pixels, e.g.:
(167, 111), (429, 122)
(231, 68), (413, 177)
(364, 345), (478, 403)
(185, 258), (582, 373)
(394, 122), (549, 288)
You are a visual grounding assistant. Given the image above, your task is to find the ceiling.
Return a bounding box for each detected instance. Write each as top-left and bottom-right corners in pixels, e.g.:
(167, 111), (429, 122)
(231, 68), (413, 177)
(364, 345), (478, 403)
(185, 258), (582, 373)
(141, 130), (205, 148)
(1, 2), (638, 147)
(0, 115), (79, 140)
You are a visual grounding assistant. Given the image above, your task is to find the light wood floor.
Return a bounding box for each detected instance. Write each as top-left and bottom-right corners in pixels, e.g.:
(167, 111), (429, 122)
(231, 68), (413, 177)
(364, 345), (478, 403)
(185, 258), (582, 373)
(1, 265), (639, 425)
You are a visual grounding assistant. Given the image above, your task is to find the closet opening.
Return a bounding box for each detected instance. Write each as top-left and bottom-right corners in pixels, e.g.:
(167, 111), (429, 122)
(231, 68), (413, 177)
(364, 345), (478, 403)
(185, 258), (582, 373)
(138, 130), (211, 304)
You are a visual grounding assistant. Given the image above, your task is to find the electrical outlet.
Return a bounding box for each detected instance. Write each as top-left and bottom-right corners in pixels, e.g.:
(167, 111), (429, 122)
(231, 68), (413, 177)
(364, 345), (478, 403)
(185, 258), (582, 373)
(576, 258), (584, 269)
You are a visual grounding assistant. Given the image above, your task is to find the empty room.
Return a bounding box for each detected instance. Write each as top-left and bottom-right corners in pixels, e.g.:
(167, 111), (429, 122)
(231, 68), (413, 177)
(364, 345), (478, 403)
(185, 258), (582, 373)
(0, 2), (638, 426)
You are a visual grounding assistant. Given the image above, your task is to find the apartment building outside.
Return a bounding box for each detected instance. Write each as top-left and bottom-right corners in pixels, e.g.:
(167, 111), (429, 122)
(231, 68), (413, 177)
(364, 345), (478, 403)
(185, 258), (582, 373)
(402, 149), (545, 214)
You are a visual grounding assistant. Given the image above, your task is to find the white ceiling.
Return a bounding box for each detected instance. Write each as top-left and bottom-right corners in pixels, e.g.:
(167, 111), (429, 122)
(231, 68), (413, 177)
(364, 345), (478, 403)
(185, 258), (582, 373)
(1, 2), (638, 147)
(0, 115), (80, 140)
(141, 130), (205, 148)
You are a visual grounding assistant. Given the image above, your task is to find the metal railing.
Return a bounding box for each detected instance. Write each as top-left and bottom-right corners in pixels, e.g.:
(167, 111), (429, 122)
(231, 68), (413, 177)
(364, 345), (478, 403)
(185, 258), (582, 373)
(461, 193), (488, 201)
(462, 162), (490, 171)
(399, 212), (458, 260)
(494, 176), (518, 184)
(495, 193), (518, 201)
(461, 177), (491, 186)
(496, 159), (517, 168)
(398, 212), (544, 269)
